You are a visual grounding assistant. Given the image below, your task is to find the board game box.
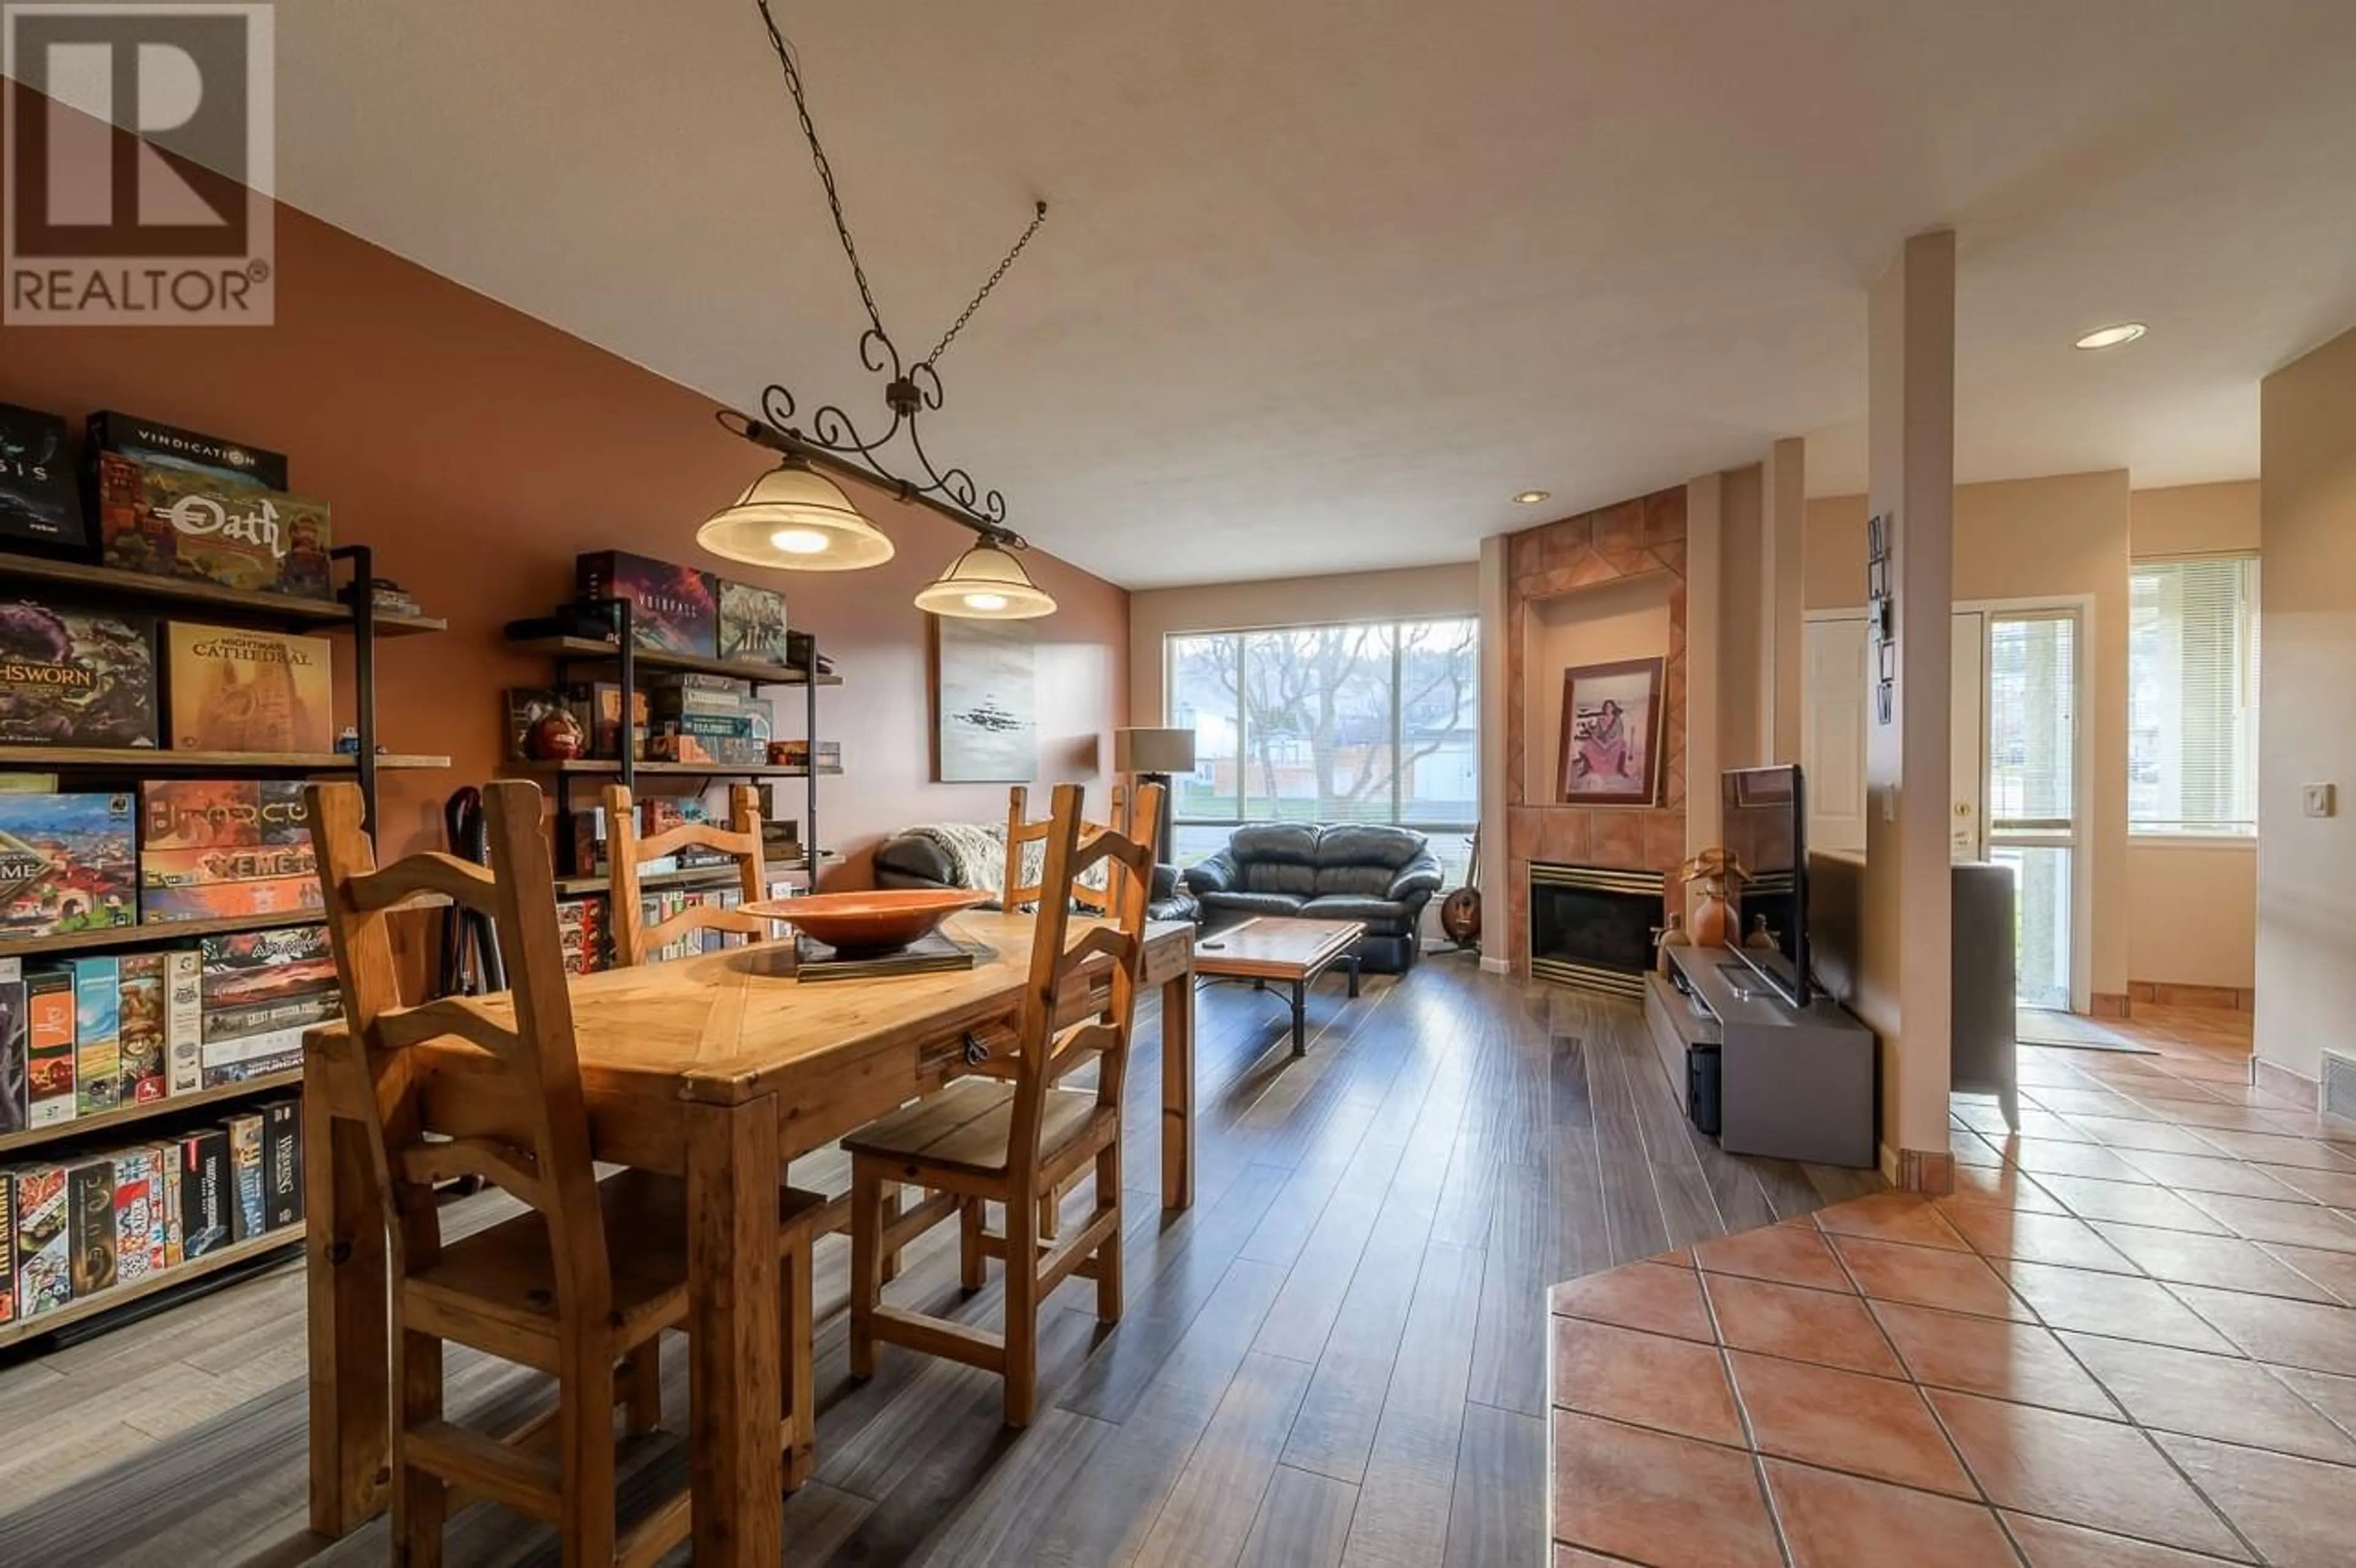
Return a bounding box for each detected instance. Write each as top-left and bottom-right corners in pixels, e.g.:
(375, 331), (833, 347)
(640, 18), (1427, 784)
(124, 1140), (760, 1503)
(15, 1164), (69, 1316)
(0, 404), (88, 555)
(199, 923), (335, 1008)
(177, 1128), (231, 1259)
(165, 625), (335, 754)
(112, 1147), (166, 1282)
(71, 956), (118, 1116)
(261, 1099), (301, 1231)
(96, 453), (333, 602)
(567, 681), (647, 760)
(139, 779), (320, 921)
(67, 1154), (116, 1297)
(115, 951), (166, 1104)
(717, 578), (790, 666)
(577, 551), (717, 658)
(0, 957), (23, 1136)
(0, 1170), (12, 1326)
(0, 791), (138, 939)
(25, 966), (74, 1126)
(166, 949), (202, 1096)
(0, 601), (159, 748)
(86, 411), (289, 491)
(225, 1112), (265, 1241)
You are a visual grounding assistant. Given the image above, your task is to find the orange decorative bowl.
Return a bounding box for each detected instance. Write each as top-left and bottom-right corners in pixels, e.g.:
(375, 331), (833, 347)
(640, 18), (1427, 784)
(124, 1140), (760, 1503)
(742, 889), (985, 955)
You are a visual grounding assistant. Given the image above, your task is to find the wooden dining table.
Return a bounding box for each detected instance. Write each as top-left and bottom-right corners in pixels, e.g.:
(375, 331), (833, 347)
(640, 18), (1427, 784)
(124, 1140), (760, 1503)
(302, 911), (1197, 1566)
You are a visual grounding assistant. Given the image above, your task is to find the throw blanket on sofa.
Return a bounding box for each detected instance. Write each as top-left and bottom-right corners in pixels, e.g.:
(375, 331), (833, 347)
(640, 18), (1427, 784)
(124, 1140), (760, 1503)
(899, 820), (1110, 908)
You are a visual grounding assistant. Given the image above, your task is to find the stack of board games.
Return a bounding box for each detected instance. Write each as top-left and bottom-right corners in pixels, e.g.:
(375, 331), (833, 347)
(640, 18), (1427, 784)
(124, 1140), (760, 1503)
(88, 412), (333, 602)
(637, 886), (750, 964)
(4, 950), (203, 1131)
(198, 924), (339, 1086)
(0, 791), (138, 938)
(769, 738), (842, 773)
(577, 551), (718, 657)
(717, 579), (789, 666)
(0, 403), (88, 556)
(165, 624), (335, 754)
(649, 674), (769, 767)
(0, 603), (158, 748)
(555, 896), (607, 977)
(1, 1109), (302, 1322)
(137, 779), (320, 921)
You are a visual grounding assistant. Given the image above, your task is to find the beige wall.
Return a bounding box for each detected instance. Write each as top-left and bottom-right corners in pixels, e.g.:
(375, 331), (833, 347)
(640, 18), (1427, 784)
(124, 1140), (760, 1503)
(1126, 563), (1478, 724)
(2132, 480), (2260, 558)
(1807, 472), (2134, 1006)
(1523, 574), (1674, 804)
(2257, 325), (2356, 1084)
(1719, 463), (1765, 770)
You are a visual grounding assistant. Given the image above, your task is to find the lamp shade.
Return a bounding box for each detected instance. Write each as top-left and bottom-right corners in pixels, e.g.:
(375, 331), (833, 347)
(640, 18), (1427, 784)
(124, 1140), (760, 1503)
(1115, 726), (1197, 774)
(696, 458), (897, 571)
(914, 540), (1057, 619)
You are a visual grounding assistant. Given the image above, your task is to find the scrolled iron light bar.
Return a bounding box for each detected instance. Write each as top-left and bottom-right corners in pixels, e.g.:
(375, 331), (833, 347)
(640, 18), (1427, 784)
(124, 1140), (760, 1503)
(716, 402), (1031, 553)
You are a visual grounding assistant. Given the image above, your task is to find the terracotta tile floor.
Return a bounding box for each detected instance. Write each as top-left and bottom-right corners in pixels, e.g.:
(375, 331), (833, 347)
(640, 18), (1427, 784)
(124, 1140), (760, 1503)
(1549, 1004), (2356, 1566)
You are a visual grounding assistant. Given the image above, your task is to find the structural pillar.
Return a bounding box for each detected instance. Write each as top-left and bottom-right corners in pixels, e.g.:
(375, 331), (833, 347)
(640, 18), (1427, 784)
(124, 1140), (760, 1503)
(1761, 436), (1806, 763)
(1476, 532), (1512, 974)
(1860, 231), (1956, 1193)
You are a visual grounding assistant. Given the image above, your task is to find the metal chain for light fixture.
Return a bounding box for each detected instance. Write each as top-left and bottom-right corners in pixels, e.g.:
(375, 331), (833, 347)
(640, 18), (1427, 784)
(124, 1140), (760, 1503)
(739, 0), (1046, 547)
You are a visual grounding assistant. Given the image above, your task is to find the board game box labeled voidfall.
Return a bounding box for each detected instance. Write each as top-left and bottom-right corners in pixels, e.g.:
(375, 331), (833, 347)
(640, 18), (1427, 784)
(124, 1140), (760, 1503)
(0, 793), (137, 941)
(96, 453), (332, 602)
(577, 551), (717, 658)
(165, 624), (334, 754)
(0, 600), (158, 748)
(0, 404), (88, 556)
(86, 411), (289, 492)
(717, 578), (790, 666)
(138, 780), (320, 921)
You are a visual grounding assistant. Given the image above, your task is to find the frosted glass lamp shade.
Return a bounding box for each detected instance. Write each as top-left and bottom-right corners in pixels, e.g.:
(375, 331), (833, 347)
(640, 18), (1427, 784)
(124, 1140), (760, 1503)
(914, 541), (1057, 619)
(1114, 727), (1196, 774)
(696, 459), (896, 571)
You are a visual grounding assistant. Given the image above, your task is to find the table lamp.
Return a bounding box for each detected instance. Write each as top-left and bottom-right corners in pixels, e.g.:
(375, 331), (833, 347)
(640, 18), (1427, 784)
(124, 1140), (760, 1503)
(1113, 726), (1196, 861)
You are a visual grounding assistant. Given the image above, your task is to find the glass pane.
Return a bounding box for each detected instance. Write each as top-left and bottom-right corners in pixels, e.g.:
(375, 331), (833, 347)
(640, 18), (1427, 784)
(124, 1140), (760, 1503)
(1238, 624), (1398, 823)
(1991, 845), (2072, 1011)
(1167, 634), (1242, 824)
(1169, 822), (1233, 868)
(2129, 557), (2258, 835)
(1398, 618), (1480, 827)
(1987, 615), (2076, 829)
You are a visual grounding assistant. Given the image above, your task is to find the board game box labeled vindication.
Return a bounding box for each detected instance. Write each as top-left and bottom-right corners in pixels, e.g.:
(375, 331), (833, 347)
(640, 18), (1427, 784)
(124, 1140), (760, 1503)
(166, 625), (334, 754)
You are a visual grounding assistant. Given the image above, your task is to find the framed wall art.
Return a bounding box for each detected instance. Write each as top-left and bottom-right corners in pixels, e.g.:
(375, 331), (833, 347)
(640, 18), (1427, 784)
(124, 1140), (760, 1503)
(934, 617), (1037, 782)
(1557, 656), (1666, 806)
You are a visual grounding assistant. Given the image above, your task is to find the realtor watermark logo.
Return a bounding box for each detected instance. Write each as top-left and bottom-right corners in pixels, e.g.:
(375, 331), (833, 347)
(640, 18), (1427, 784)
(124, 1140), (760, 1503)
(4, 2), (274, 325)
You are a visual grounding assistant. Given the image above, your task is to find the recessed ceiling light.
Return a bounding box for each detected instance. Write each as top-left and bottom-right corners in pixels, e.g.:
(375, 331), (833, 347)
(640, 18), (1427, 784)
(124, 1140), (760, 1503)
(1514, 490), (1551, 505)
(2074, 323), (2147, 351)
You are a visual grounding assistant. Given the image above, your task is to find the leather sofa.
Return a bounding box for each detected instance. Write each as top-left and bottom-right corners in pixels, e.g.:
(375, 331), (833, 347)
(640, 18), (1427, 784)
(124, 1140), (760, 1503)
(873, 828), (1201, 925)
(1182, 823), (1444, 973)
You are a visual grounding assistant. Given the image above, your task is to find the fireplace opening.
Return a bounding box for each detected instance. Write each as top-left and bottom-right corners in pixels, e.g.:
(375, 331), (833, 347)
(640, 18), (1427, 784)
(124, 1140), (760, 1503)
(1530, 863), (1666, 996)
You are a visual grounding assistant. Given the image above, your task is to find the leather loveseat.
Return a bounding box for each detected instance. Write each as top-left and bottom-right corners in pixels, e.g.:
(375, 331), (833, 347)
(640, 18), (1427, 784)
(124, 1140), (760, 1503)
(1181, 823), (1444, 973)
(873, 827), (1201, 925)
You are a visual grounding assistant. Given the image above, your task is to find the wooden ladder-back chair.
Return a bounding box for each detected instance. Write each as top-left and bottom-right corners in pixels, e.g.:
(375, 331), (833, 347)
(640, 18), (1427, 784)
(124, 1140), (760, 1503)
(599, 780), (825, 1480)
(1003, 782), (1128, 915)
(843, 782), (1165, 1426)
(602, 783), (776, 966)
(307, 780), (818, 1567)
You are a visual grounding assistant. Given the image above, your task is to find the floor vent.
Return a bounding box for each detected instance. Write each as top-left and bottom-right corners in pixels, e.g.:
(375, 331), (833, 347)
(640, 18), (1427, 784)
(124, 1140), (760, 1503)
(2324, 1048), (2356, 1125)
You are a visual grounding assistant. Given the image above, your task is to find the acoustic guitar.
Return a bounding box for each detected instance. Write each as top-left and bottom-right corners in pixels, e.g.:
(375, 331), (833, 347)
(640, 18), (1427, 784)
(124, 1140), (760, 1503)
(1439, 826), (1482, 947)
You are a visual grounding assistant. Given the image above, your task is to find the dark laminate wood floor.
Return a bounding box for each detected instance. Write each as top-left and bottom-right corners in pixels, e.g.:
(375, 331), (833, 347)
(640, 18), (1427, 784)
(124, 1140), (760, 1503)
(0, 954), (1881, 1567)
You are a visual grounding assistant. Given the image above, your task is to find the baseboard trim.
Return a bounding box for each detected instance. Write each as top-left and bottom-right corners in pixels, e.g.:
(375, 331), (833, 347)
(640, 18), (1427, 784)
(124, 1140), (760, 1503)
(2128, 980), (2257, 1013)
(2254, 1056), (2320, 1111)
(1479, 955), (1510, 975)
(2088, 991), (2132, 1020)
(1893, 1147), (1956, 1196)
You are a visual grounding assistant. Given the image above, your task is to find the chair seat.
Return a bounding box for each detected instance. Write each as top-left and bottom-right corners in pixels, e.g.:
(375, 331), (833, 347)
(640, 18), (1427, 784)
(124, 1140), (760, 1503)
(843, 1079), (1108, 1178)
(407, 1169), (827, 1354)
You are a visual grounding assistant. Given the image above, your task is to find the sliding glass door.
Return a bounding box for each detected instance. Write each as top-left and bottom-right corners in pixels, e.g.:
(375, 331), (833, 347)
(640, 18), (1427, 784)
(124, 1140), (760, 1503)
(1982, 610), (2081, 1012)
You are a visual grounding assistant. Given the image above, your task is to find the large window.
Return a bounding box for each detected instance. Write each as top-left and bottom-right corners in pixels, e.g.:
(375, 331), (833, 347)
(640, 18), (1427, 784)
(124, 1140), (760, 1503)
(2129, 556), (2258, 837)
(1165, 618), (1478, 878)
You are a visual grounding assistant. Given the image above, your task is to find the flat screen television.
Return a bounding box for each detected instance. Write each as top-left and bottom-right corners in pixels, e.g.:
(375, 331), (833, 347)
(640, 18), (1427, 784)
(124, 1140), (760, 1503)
(1720, 763), (1809, 1007)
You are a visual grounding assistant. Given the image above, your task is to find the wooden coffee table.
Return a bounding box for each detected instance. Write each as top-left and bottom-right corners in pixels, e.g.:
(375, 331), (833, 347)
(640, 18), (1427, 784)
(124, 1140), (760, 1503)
(1193, 916), (1364, 1055)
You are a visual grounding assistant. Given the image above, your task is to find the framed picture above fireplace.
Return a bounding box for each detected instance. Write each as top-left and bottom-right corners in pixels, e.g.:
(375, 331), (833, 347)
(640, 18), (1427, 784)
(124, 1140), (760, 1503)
(1557, 656), (1665, 805)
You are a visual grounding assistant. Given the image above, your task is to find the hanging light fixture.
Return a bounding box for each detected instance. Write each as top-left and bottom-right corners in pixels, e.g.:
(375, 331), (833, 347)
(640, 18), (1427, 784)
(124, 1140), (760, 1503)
(914, 536), (1057, 618)
(708, 1), (1055, 615)
(696, 453), (896, 570)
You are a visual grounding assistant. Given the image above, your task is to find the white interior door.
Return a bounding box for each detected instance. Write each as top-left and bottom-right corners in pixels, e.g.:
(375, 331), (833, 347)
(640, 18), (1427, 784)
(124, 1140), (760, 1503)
(1801, 617), (1868, 854)
(1952, 613), (1985, 861)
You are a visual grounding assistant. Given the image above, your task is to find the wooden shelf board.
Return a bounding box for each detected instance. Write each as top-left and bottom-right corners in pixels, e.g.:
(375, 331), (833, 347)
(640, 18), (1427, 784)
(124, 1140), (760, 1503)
(0, 550), (445, 635)
(505, 635), (839, 685)
(509, 759), (831, 779)
(0, 1069), (304, 1157)
(551, 852), (839, 898)
(0, 1224), (304, 1351)
(0, 747), (450, 772)
(0, 910), (326, 958)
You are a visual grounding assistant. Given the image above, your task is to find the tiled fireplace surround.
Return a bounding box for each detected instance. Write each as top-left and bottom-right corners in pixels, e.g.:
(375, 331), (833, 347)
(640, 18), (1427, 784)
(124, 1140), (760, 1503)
(1505, 485), (1690, 973)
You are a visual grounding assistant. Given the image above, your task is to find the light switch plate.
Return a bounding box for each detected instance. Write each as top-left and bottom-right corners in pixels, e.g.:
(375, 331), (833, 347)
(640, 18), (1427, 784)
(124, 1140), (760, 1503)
(2304, 783), (2336, 819)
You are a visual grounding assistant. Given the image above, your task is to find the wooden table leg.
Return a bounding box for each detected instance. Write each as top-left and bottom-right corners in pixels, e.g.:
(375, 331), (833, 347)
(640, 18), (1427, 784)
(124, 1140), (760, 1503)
(1160, 967), (1195, 1212)
(304, 1058), (391, 1536)
(687, 1096), (785, 1567)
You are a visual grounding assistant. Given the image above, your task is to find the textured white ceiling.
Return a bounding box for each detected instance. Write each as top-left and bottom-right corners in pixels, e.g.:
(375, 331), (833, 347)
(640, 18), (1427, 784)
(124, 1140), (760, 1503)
(261, 0), (2356, 586)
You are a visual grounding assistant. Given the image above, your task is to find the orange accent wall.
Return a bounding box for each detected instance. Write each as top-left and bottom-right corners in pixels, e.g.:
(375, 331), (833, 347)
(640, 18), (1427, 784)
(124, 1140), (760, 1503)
(0, 198), (1128, 880)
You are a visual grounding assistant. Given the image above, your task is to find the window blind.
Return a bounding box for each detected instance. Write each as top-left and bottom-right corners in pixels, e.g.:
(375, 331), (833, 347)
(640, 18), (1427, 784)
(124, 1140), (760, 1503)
(2129, 556), (2259, 836)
